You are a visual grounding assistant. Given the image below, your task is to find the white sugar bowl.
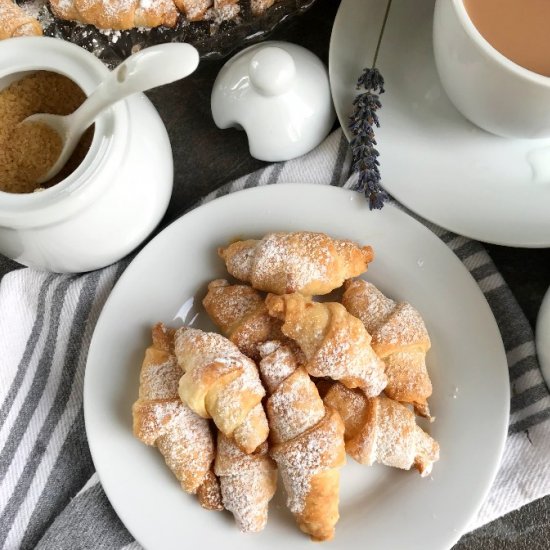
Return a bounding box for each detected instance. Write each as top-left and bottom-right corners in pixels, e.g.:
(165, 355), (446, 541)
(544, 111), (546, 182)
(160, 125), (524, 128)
(211, 41), (335, 162)
(0, 37), (174, 273)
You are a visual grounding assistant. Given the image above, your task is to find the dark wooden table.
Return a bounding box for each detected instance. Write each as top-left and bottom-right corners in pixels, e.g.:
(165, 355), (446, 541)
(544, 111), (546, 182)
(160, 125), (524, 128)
(2, 0), (550, 547)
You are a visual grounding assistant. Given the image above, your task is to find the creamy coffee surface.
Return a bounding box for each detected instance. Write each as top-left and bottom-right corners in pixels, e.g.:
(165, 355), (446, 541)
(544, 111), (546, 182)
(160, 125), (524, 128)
(463, 0), (550, 77)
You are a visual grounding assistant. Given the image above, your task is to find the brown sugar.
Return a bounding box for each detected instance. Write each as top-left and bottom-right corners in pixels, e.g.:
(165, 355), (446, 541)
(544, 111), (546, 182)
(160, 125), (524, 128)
(0, 71), (93, 194)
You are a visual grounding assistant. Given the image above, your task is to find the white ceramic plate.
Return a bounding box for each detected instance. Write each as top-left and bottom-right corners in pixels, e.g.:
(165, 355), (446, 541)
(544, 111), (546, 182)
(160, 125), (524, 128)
(329, 0), (550, 247)
(85, 184), (509, 550)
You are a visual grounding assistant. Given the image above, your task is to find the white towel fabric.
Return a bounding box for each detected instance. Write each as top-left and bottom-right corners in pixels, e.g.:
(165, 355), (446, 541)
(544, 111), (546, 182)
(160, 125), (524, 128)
(0, 130), (549, 549)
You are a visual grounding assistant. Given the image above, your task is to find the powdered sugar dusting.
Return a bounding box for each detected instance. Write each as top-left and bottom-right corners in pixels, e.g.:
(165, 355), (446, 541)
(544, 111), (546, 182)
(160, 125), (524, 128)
(343, 280), (430, 351)
(259, 341), (344, 518)
(374, 303), (430, 349)
(203, 279), (289, 361)
(204, 2), (240, 24)
(203, 279), (264, 332)
(275, 296), (387, 397)
(215, 435), (276, 532)
(343, 279), (396, 334)
(139, 355), (181, 400)
(268, 369), (324, 443)
(155, 403), (216, 491)
(214, 363), (265, 432)
(258, 341), (298, 394)
(254, 233), (332, 293)
(223, 232), (360, 295)
(271, 412), (343, 514)
(175, 328), (267, 438)
(133, 339), (215, 493)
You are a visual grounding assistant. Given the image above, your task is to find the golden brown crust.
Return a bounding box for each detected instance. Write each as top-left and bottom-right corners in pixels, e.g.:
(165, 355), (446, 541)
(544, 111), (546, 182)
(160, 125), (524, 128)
(266, 293), (387, 397)
(214, 434), (277, 532)
(50, 0), (178, 30)
(132, 324), (217, 495)
(0, 0), (42, 39)
(196, 468), (224, 511)
(250, 0), (275, 15)
(218, 231), (373, 296)
(202, 279), (286, 361)
(342, 279), (433, 417)
(175, 327), (268, 453)
(173, 0), (211, 20)
(258, 342), (345, 541)
(324, 383), (439, 476)
(270, 407), (345, 541)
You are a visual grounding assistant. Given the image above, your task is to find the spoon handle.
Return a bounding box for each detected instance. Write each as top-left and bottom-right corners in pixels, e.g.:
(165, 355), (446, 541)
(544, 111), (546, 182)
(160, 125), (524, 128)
(67, 43), (200, 133)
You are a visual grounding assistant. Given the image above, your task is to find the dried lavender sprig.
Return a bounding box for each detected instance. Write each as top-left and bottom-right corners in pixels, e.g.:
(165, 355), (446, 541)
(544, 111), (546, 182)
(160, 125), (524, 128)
(349, 67), (389, 210)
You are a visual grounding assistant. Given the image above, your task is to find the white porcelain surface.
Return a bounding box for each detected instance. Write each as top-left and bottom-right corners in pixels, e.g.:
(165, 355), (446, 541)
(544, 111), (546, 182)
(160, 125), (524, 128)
(434, 0), (550, 140)
(85, 184), (509, 550)
(211, 41), (335, 162)
(536, 287), (550, 392)
(329, 0), (550, 247)
(0, 37), (174, 273)
(35, 43), (199, 184)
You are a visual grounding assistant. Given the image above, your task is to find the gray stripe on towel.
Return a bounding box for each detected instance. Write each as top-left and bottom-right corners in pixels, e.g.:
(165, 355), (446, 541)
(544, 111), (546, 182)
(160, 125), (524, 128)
(243, 169), (263, 190)
(0, 272), (101, 548)
(470, 262), (497, 282)
(509, 408), (550, 434)
(34, 482), (134, 550)
(266, 162), (285, 185)
(484, 287), (535, 351)
(510, 383), (550, 414)
(0, 275), (56, 429)
(20, 409), (94, 550)
(0, 276), (76, 485)
(509, 356), (540, 382)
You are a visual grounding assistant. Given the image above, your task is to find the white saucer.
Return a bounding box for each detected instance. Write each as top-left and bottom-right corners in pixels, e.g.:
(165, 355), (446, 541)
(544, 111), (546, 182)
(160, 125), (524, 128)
(330, 0), (550, 247)
(536, 287), (550, 391)
(84, 184), (509, 550)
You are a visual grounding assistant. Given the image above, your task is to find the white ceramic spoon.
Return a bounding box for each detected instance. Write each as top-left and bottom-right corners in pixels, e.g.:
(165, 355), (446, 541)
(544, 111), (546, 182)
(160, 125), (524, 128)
(23, 43), (200, 184)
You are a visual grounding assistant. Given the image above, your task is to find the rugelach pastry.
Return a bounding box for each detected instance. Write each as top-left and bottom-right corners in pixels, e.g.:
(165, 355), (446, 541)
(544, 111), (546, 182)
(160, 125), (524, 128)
(258, 341), (345, 541)
(203, 278), (304, 362)
(218, 231), (374, 296)
(174, 327), (269, 454)
(324, 382), (439, 476)
(0, 0), (42, 39)
(343, 279), (433, 418)
(214, 433), (277, 532)
(266, 292), (387, 397)
(132, 323), (222, 509)
(50, 0), (179, 30)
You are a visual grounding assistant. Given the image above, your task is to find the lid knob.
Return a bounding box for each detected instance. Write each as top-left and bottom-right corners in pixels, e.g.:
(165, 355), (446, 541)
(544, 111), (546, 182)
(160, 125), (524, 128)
(248, 46), (296, 96)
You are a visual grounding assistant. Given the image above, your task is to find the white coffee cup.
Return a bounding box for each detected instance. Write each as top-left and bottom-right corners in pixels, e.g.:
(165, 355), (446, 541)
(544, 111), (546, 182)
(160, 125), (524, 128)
(433, 0), (550, 139)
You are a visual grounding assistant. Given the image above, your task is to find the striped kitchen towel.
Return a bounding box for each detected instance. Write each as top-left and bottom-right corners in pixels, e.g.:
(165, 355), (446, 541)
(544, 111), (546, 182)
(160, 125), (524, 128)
(0, 129), (549, 549)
